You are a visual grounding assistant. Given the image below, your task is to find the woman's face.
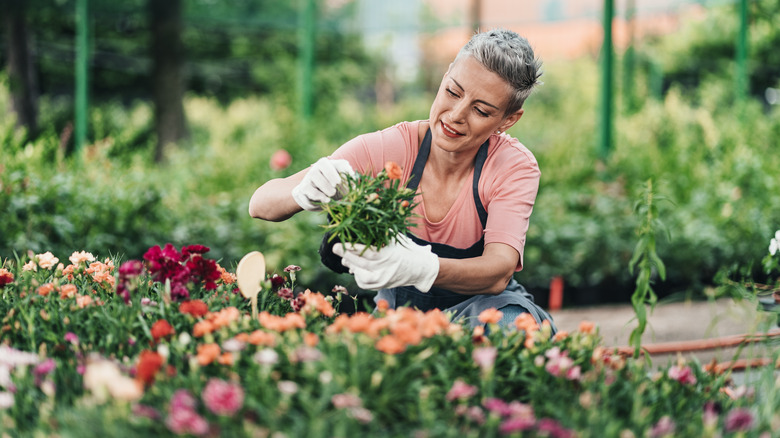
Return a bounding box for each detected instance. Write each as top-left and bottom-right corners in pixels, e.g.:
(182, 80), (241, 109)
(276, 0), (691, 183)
(428, 55), (522, 155)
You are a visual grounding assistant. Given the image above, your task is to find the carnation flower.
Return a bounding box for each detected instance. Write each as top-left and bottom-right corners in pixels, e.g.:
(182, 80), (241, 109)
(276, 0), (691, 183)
(0, 269), (14, 288)
(446, 379), (478, 402)
(151, 320), (175, 342)
(202, 378), (244, 416)
(724, 408), (755, 432)
(649, 416), (675, 438)
(69, 251), (95, 265)
(179, 299), (209, 317)
(135, 350), (164, 386)
(331, 393), (363, 409)
(667, 364), (697, 385)
(472, 346), (497, 372)
(36, 251), (59, 269)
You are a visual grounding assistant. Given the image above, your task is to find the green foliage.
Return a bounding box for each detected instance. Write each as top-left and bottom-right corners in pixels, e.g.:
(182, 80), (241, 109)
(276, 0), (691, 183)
(627, 180), (667, 358)
(322, 165), (418, 249)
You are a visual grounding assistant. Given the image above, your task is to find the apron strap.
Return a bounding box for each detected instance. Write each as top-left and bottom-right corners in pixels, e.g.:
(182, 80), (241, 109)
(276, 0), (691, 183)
(407, 128), (489, 229)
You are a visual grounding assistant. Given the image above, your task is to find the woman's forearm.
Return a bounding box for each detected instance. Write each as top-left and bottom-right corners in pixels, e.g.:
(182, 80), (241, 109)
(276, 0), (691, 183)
(248, 171), (306, 222)
(433, 243), (519, 295)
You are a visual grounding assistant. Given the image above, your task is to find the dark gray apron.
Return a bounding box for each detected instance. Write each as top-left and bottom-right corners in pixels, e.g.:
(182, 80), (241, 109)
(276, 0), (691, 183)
(373, 129), (556, 331)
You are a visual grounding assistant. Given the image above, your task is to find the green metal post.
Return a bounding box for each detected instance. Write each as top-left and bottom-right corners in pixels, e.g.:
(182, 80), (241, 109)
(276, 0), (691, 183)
(736, 0), (748, 102)
(74, 0), (89, 152)
(622, 0), (636, 113)
(599, 0), (614, 161)
(299, 0), (316, 119)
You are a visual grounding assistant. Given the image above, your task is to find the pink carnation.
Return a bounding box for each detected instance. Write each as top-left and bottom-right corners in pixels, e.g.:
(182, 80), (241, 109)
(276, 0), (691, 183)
(166, 408), (209, 436)
(472, 346), (497, 372)
(667, 364), (697, 385)
(446, 379), (478, 402)
(202, 378), (244, 416)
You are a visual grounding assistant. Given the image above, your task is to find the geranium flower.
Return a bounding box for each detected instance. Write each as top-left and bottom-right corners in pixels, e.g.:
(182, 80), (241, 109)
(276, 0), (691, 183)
(151, 320), (175, 342)
(446, 379), (478, 402)
(0, 268), (14, 288)
(202, 378), (244, 416)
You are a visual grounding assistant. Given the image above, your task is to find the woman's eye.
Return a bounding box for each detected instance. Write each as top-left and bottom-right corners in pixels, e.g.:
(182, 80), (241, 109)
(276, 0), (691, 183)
(446, 88), (458, 97)
(475, 108), (489, 117)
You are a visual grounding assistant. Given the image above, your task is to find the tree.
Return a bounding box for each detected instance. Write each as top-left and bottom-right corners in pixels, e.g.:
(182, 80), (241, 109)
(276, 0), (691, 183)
(2, 0), (38, 137)
(150, 0), (188, 163)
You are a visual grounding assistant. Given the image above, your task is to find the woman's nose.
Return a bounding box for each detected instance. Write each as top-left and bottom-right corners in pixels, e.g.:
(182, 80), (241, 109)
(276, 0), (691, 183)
(450, 101), (468, 123)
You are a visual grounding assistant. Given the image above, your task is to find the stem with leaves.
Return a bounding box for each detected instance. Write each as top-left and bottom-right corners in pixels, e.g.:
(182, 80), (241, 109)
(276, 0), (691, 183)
(628, 179), (668, 358)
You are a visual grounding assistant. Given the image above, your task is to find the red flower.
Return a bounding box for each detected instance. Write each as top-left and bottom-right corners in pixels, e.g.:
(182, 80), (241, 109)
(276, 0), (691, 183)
(180, 299), (209, 317)
(181, 245), (210, 258)
(151, 319), (175, 342)
(186, 256), (221, 291)
(0, 268), (15, 288)
(136, 350), (164, 386)
(270, 149), (292, 171)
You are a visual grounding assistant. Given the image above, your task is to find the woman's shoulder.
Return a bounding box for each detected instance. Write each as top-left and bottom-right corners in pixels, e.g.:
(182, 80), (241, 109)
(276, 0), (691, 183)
(488, 133), (539, 168)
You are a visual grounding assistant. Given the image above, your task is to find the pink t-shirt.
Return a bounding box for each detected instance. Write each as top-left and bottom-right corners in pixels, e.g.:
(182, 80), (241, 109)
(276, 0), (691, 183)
(330, 120), (540, 271)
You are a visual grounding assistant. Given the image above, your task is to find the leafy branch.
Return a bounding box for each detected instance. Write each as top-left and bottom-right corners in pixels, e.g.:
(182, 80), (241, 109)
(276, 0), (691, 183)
(628, 179), (669, 358)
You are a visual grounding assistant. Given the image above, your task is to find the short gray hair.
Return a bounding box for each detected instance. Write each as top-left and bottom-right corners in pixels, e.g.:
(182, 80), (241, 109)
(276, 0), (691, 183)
(454, 28), (543, 115)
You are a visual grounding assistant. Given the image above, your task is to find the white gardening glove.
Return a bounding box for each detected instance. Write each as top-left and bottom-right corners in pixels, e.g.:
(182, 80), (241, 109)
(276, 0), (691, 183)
(332, 234), (440, 292)
(291, 158), (354, 211)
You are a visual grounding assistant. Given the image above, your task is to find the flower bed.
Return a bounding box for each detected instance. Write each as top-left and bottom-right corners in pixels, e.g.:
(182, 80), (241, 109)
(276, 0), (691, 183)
(0, 245), (776, 437)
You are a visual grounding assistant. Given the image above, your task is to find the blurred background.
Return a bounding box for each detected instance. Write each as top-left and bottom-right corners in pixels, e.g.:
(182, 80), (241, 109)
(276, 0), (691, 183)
(1, 0), (778, 309)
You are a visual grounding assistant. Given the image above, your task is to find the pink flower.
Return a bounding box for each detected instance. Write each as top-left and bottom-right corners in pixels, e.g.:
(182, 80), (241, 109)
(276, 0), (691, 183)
(565, 365), (581, 381)
(270, 149), (292, 171)
(331, 393), (363, 409)
(284, 265), (301, 272)
(170, 389), (198, 412)
(472, 346), (497, 372)
(36, 251), (59, 269)
(499, 417), (535, 434)
(483, 398), (510, 416)
(202, 378), (244, 416)
(667, 364), (697, 385)
(69, 251), (95, 265)
(536, 418), (574, 438)
(64, 332), (79, 344)
(446, 379), (478, 402)
(649, 415), (676, 438)
(724, 408), (754, 432)
(166, 408), (209, 436)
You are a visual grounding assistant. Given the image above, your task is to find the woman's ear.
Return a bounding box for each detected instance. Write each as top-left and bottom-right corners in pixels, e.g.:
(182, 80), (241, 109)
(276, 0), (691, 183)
(499, 109), (524, 132)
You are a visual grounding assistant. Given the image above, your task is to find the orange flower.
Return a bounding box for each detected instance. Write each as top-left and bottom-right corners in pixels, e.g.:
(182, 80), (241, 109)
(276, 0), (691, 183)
(59, 283), (78, 299)
(300, 290), (335, 317)
(391, 320), (422, 346)
(304, 332), (319, 347)
(233, 333), (249, 343)
(375, 299), (389, 312)
(514, 313), (540, 333)
(37, 283), (55, 297)
(193, 320), (216, 337)
(478, 308), (503, 324)
(375, 334), (406, 354)
(135, 350), (164, 386)
(76, 294), (93, 308)
(553, 330), (569, 342)
(151, 320), (175, 342)
(212, 307), (240, 328)
(180, 299), (209, 317)
(258, 311), (306, 332)
(217, 264), (236, 285)
(61, 264), (76, 281)
(384, 161), (403, 180)
(218, 352), (234, 366)
(247, 329), (276, 346)
(578, 320), (596, 334)
(197, 343), (221, 366)
(345, 312), (374, 333)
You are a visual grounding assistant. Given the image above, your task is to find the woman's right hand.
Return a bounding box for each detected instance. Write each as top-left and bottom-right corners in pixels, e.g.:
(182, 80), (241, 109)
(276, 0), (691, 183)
(291, 158), (354, 211)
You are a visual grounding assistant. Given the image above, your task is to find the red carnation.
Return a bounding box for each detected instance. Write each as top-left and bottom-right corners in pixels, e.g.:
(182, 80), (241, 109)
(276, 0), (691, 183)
(180, 299), (209, 317)
(151, 319), (175, 342)
(135, 350), (164, 386)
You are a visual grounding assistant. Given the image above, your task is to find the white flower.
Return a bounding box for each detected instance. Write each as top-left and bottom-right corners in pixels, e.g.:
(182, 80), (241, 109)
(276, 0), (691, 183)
(0, 391), (14, 409)
(253, 348), (279, 366)
(277, 380), (298, 395)
(36, 252), (59, 269)
(770, 237), (779, 256)
(69, 251), (95, 265)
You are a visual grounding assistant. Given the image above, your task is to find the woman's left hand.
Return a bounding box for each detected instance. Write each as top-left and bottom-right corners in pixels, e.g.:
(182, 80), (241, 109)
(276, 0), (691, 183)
(333, 234), (439, 292)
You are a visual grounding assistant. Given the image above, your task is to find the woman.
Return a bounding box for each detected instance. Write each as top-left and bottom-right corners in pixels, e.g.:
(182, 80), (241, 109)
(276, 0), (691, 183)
(249, 28), (555, 331)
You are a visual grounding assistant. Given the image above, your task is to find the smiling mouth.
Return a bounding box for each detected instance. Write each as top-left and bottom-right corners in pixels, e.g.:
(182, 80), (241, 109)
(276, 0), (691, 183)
(441, 121), (464, 137)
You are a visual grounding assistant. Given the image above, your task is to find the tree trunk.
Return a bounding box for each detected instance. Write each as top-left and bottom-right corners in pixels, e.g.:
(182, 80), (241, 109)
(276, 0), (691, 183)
(2, 0), (38, 137)
(150, 0), (188, 163)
